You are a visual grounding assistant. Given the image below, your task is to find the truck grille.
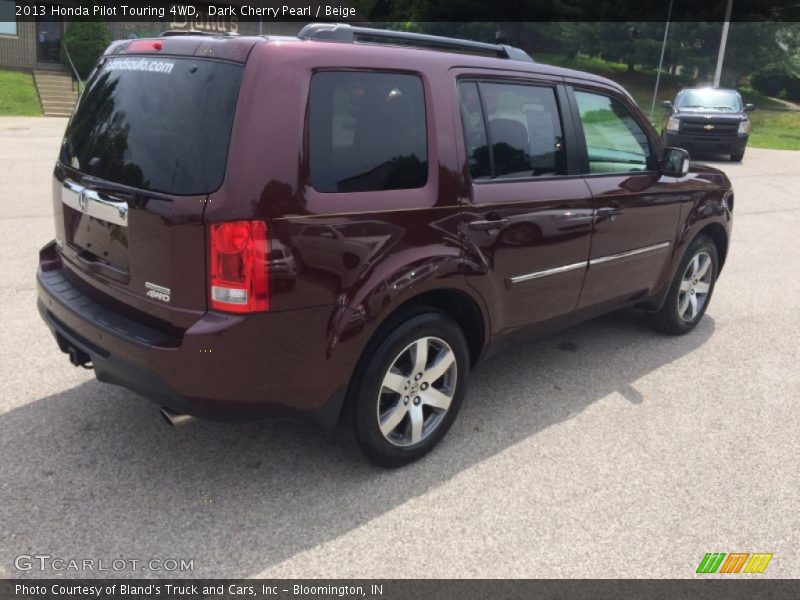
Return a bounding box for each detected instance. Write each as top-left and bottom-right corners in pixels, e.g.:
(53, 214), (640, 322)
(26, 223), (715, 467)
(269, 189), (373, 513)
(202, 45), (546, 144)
(680, 119), (739, 136)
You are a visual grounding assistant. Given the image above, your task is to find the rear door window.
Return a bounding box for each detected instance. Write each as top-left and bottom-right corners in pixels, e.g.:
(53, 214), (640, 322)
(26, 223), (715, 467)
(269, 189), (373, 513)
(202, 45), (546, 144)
(60, 56), (243, 195)
(308, 71), (428, 193)
(458, 80), (567, 181)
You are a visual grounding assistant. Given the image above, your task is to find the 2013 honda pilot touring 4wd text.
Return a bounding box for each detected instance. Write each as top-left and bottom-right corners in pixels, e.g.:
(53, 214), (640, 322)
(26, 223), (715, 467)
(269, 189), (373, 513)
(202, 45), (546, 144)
(38, 24), (733, 467)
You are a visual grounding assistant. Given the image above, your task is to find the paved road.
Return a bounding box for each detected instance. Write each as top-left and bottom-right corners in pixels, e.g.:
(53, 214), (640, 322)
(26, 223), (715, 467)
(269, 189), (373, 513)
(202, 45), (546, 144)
(1, 117), (798, 579)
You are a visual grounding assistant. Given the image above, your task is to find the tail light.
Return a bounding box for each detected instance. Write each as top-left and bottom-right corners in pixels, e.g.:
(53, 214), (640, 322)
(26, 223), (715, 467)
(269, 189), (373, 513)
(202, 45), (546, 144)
(209, 221), (269, 313)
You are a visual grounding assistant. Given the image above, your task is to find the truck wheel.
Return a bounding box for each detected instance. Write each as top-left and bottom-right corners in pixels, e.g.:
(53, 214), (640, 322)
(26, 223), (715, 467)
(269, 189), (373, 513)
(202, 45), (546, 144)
(645, 235), (718, 336)
(730, 151), (744, 162)
(346, 309), (470, 468)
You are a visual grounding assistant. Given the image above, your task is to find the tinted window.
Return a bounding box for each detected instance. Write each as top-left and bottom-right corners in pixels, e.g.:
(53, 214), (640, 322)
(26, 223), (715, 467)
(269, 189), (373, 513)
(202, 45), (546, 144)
(458, 82), (491, 180)
(309, 72), (428, 193)
(574, 91), (650, 174)
(459, 81), (566, 181)
(60, 57), (243, 195)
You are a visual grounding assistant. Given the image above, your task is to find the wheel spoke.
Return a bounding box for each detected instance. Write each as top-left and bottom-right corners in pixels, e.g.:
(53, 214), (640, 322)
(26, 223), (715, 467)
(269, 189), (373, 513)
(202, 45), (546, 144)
(422, 388), (452, 411)
(690, 254), (700, 278)
(379, 402), (407, 437)
(408, 405), (423, 444)
(696, 255), (711, 280)
(680, 279), (692, 292)
(381, 370), (407, 395)
(425, 350), (455, 383)
(412, 339), (428, 375)
(694, 281), (710, 295)
(678, 294), (690, 317)
(688, 294), (698, 319)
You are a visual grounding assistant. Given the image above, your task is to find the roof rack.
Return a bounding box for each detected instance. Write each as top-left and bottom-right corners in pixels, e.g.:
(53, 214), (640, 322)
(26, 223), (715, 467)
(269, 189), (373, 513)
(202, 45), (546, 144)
(296, 23), (534, 63)
(160, 30), (240, 37)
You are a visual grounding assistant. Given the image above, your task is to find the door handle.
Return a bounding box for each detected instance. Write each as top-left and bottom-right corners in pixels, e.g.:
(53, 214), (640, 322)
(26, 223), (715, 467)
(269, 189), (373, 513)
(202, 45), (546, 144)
(468, 218), (509, 231)
(596, 205), (624, 220)
(74, 249), (131, 284)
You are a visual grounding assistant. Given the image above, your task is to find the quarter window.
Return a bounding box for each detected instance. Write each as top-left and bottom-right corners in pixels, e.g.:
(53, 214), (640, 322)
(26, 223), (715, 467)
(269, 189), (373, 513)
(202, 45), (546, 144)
(574, 91), (651, 174)
(308, 71), (428, 193)
(458, 81), (566, 181)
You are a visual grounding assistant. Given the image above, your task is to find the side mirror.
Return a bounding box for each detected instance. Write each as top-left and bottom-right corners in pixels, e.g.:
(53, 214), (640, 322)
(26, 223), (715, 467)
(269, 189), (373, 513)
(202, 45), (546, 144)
(662, 100), (674, 111)
(744, 103), (756, 112)
(662, 147), (690, 177)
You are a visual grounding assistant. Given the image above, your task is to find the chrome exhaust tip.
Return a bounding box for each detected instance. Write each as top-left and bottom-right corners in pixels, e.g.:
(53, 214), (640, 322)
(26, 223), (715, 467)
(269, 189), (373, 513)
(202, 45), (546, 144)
(160, 407), (195, 427)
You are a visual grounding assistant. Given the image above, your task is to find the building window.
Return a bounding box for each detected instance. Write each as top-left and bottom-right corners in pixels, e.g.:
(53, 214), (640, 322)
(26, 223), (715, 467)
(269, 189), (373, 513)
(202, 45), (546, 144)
(308, 71), (428, 193)
(0, 0), (17, 36)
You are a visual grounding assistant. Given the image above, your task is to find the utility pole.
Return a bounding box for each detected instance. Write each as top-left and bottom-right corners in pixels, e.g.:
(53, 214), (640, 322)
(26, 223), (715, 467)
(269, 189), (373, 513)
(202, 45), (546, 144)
(650, 0), (674, 121)
(713, 0), (734, 87)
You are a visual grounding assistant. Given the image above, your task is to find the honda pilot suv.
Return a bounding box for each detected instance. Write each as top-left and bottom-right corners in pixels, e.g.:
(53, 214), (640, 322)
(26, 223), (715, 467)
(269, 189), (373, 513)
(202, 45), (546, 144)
(37, 24), (733, 467)
(662, 87), (755, 161)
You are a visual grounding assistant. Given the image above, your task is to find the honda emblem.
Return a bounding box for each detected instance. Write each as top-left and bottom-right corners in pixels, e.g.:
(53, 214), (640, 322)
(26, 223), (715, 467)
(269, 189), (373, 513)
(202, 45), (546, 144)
(78, 191), (89, 212)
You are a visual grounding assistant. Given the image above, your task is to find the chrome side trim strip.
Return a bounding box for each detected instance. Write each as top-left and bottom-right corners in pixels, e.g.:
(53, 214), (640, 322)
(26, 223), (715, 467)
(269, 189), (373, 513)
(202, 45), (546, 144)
(507, 261), (588, 285)
(589, 241), (670, 266)
(62, 180), (128, 228)
(507, 241), (671, 287)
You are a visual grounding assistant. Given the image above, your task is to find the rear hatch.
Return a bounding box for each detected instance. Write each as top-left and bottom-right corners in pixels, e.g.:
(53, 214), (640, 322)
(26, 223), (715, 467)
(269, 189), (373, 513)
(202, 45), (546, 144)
(53, 49), (245, 330)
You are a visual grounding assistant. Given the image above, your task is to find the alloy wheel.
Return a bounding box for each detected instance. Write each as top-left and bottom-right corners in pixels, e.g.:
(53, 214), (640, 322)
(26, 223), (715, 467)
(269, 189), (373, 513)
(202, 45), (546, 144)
(678, 250), (713, 322)
(376, 336), (457, 447)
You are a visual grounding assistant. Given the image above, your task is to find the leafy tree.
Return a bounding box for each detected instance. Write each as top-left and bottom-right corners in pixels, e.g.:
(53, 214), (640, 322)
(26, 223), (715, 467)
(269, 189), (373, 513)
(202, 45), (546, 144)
(61, 20), (111, 79)
(355, 6), (800, 89)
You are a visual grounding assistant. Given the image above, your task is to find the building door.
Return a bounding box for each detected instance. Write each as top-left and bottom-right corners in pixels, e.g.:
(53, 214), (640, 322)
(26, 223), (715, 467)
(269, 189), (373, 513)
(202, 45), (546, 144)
(36, 11), (64, 63)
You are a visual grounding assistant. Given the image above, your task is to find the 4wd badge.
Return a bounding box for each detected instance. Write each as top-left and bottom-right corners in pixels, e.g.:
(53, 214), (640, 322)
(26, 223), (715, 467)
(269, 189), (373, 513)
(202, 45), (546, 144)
(145, 282), (171, 303)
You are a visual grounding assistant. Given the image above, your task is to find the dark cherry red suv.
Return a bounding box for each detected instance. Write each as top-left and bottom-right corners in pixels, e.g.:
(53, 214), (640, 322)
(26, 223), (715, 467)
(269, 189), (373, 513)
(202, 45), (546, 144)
(37, 24), (733, 467)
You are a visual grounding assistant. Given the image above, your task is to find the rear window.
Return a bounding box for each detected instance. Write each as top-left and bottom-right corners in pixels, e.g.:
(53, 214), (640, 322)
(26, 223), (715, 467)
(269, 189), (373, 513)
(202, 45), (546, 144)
(308, 71), (428, 193)
(60, 56), (243, 195)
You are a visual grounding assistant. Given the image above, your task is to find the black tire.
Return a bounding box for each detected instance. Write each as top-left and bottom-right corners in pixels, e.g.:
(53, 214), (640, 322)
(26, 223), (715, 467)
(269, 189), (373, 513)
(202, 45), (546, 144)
(345, 308), (470, 468)
(730, 151), (744, 162)
(646, 235), (718, 335)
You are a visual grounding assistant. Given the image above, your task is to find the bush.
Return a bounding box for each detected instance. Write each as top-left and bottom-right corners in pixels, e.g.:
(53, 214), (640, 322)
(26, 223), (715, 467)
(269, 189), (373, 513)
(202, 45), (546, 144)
(751, 64), (800, 102)
(61, 21), (111, 79)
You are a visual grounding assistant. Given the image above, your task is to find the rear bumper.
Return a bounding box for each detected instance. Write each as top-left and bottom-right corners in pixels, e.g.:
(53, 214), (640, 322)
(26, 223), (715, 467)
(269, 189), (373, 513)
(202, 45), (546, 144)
(37, 242), (348, 430)
(663, 131), (748, 156)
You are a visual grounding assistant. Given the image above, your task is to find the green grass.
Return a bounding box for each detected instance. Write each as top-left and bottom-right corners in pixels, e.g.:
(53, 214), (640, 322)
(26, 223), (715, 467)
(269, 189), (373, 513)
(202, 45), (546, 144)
(533, 53), (800, 151)
(0, 70), (42, 116)
(747, 110), (800, 150)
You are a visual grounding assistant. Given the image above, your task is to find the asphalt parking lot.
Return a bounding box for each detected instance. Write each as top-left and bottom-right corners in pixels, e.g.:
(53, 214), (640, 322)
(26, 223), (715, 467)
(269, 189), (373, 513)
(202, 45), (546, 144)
(1, 116), (798, 579)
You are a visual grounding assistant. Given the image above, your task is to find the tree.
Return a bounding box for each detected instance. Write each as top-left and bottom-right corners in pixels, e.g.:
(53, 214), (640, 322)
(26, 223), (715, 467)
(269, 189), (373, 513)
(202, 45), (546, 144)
(61, 20), (111, 79)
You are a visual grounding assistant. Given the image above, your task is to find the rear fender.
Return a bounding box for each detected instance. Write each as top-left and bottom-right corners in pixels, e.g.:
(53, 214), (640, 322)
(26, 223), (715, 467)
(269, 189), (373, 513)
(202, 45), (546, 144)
(326, 252), (490, 365)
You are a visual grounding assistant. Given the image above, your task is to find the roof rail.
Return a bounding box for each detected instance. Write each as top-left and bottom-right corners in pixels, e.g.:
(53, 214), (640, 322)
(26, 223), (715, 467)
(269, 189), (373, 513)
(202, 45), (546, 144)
(296, 23), (534, 63)
(160, 30), (240, 38)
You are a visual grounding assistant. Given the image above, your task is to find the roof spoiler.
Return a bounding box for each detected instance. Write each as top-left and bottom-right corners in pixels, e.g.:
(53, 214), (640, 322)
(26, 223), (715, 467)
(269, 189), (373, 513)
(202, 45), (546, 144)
(296, 23), (534, 63)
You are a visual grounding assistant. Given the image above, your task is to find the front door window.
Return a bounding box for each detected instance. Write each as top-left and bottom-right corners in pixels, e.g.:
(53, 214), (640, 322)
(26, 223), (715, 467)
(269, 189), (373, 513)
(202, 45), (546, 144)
(574, 90), (651, 173)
